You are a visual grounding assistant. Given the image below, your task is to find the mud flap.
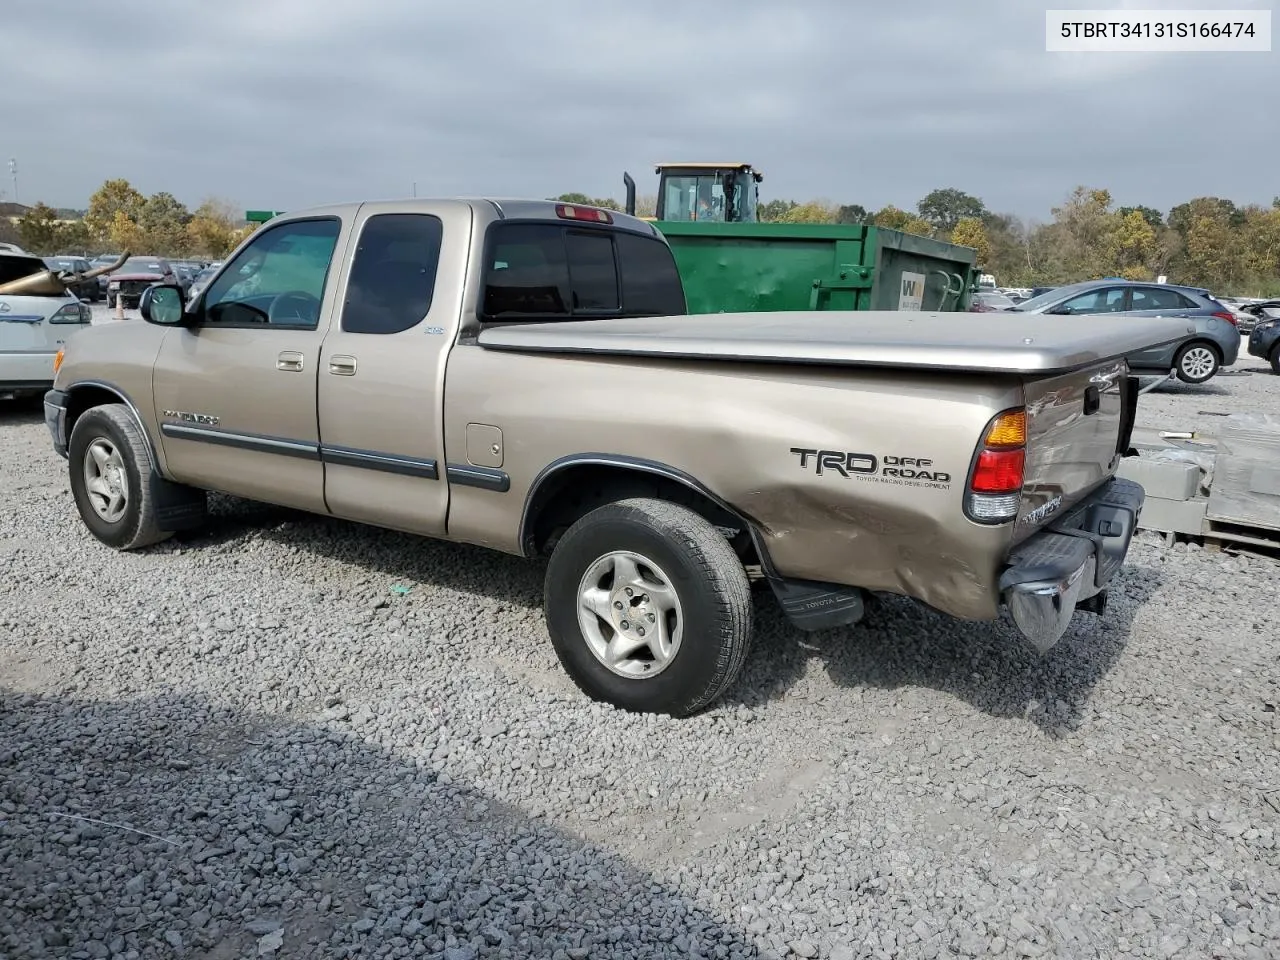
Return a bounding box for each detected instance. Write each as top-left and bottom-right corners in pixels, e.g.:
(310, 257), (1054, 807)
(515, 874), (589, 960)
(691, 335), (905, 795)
(769, 577), (867, 632)
(150, 471), (208, 531)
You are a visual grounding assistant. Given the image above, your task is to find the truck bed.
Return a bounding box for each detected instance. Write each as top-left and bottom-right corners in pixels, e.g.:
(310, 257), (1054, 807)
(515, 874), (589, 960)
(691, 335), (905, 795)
(476, 311), (1195, 375)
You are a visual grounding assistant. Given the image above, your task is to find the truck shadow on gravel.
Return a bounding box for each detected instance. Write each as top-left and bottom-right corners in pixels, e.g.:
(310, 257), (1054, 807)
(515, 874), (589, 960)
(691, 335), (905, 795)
(0, 688), (765, 960)
(174, 494), (548, 612)
(180, 496), (1163, 737)
(732, 563), (1164, 736)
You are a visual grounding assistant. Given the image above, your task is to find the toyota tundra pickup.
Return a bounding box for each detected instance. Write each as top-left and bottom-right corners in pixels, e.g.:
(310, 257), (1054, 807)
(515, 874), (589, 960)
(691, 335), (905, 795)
(43, 198), (1192, 716)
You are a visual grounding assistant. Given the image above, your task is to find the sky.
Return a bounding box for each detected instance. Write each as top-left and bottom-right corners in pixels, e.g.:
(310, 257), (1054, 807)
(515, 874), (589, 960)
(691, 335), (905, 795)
(1, 0), (1275, 222)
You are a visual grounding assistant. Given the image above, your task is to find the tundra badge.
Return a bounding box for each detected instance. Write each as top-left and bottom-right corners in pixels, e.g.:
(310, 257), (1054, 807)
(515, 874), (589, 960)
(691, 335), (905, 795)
(163, 410), (220, 426)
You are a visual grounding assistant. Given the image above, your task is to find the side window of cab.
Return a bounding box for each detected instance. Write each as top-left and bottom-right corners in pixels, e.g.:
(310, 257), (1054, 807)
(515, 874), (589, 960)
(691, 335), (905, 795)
(199, 218), (342, 329)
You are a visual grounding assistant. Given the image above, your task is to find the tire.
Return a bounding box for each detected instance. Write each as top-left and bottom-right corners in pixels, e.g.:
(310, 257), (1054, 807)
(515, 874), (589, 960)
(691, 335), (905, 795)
(1270, 344), (1280, 376)
(543, 497), (753, 717)
(1173, 341), (1220, 384)
(67, 403), (173, 550)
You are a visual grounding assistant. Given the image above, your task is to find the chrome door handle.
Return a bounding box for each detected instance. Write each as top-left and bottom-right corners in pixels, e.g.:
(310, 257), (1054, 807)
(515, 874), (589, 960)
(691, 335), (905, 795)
(329, 355), (357, 376)
(277, 351), (304, 372)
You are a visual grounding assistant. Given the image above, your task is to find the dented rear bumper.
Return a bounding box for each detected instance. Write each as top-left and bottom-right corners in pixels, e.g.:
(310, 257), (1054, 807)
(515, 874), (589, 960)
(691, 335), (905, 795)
(998, 476), (1145, 654)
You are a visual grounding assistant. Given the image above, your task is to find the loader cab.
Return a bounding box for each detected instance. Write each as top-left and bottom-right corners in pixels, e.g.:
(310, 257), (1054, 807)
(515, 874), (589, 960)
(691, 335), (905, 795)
(653, 163), (763, 223)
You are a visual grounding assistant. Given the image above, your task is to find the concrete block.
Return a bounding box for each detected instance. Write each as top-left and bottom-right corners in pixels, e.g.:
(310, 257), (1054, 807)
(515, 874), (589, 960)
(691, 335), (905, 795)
(1117, 457), (1200, 501)
(1137, 496), (1207, 535)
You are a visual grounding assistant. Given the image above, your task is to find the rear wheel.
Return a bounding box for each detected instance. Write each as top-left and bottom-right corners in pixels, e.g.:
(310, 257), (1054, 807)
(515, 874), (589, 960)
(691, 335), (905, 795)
(543, 497), (752, 717)
(67, 404), (173, 550)
(1270, 343), (1280, 376)
(1174, 341), (1220, 384)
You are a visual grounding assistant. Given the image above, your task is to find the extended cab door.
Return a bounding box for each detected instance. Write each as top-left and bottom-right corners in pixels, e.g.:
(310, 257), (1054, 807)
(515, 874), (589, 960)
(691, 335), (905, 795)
(151, 215), (349, 512)
(315, 202), (469, 536)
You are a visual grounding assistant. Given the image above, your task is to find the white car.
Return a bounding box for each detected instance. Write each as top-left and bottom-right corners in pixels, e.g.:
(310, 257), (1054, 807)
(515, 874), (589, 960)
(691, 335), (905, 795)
(0, 252), (93, 399)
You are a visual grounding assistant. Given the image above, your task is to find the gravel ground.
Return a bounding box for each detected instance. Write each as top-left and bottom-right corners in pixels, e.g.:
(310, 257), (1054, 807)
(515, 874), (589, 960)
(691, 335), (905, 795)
(1133, 335), (1273, 437)
(1, 318), (1278, 959)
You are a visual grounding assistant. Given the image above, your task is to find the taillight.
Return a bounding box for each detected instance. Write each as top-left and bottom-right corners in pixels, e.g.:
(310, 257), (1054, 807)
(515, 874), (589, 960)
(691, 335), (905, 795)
(965, 408), (1027, 524)
(1212, 310), (1237, 327)
(555, 203), (613, 224)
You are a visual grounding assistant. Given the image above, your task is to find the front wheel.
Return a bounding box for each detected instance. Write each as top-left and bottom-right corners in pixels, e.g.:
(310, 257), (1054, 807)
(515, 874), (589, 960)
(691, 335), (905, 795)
(1174, 341), (1220, 383)
(67, 403), (174, 550)
(543, 497), (753, 717)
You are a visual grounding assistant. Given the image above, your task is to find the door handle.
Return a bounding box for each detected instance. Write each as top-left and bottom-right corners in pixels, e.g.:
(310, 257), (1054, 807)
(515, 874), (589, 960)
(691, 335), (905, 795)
(329, 355), (357, 376)
(277, 351), (304, 372)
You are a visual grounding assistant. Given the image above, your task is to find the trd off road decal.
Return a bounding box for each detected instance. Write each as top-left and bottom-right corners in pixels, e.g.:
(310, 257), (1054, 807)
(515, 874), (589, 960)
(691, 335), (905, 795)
(790, 447), (952, 490)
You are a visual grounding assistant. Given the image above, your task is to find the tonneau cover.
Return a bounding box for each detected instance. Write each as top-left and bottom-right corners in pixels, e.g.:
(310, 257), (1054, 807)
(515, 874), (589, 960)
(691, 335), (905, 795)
(476, 310), (1195, 375)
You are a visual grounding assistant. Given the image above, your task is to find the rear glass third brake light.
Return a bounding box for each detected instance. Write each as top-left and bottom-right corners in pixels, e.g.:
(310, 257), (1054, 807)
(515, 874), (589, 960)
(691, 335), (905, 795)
(555, 203), (613, 224)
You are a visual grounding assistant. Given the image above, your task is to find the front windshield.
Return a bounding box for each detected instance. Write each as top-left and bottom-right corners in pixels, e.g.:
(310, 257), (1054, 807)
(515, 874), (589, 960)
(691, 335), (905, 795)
(662, 174), (727, 222)
(45, 258), (77, 270)
(1009, 285), (1078, 311)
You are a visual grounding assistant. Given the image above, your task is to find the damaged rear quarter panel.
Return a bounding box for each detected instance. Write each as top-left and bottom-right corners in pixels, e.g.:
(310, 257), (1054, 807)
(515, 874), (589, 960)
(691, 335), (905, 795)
(442, 346), (1023, 621)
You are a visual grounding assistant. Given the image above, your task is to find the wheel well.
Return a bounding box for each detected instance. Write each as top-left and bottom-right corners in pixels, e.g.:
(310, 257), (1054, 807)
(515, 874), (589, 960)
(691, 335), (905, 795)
(523, 463), (760, 566)
(63, 386), (160, 466)
(64, 386), (127, 436)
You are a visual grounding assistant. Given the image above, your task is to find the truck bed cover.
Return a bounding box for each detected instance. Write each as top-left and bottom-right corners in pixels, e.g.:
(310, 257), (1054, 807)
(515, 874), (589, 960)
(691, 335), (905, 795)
(476, 310), (1195, 375)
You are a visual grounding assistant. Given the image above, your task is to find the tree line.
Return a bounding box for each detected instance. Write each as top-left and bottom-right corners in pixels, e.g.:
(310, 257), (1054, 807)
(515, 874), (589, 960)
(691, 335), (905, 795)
(5, 179), (256, 260)
(8, 179), (1276, 296)
(555, 187), (1280, 297)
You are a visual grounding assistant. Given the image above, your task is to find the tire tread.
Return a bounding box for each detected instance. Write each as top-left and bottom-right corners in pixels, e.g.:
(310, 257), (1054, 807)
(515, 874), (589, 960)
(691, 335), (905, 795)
(546, 496), (753, 716)
(68, 403), (171, 550)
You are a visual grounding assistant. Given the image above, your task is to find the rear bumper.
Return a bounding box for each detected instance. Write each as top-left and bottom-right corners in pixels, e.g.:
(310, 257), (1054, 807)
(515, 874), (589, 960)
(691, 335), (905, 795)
(44, 388), (69, 458)
(1220, 333), (1241, 366)
(1, 350), (57, 387)
(998, 476), (1144, 655)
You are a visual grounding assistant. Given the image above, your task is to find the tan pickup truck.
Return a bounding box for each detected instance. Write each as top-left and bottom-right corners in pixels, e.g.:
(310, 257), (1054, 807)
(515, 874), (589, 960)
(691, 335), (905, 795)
(44, 198), (1191, 716)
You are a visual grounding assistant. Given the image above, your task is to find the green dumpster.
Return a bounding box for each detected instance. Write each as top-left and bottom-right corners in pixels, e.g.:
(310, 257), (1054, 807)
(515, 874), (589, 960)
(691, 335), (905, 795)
(654, 220), (979, 314)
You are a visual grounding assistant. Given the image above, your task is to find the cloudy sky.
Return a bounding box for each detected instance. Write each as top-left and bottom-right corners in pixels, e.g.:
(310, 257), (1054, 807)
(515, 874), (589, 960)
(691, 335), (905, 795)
(2, 0), (1275, 221)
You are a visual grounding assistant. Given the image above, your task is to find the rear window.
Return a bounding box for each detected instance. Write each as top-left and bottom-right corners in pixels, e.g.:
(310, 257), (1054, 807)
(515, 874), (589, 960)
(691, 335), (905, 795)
(481, 222), (685, 321)
(1131, 287), (1197, 311)
(0, 255), (51, 286)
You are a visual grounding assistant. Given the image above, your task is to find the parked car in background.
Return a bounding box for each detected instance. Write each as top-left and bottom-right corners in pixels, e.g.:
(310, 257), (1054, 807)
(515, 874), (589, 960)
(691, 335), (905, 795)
(91, 254), (125, 298)
(43, 256), (103, 301)
(187, 265), (218, 302)
(1219, 296), (1273, 334)
(105, 257), (179, 310)
(970, 291), (1017, 312)
(1247, 305), (1280, 374)
(0, 242), (29, 255)
(168, 263), (197, 297)
(1240, 299), (1280, 343)
(1030, 286), (1057, 298)
(1, 251), (93, 399)
(1010, 279), (1239, 383)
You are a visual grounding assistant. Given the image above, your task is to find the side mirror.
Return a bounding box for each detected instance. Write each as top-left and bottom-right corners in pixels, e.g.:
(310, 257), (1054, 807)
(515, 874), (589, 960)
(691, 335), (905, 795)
(140, 284), (190, 326)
